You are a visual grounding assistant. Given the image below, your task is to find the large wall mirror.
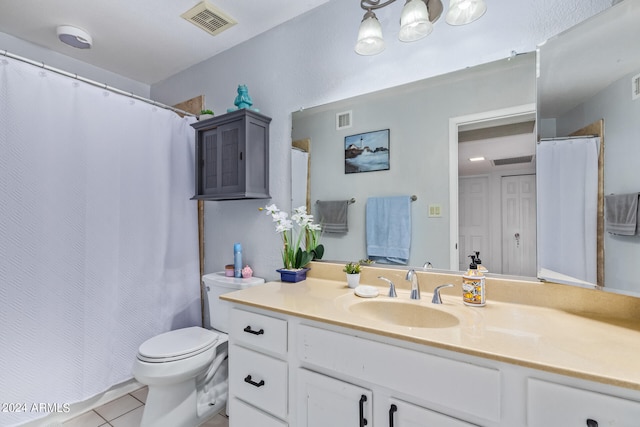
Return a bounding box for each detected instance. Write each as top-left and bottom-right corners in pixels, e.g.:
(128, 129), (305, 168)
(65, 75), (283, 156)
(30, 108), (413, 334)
(292, 0), (640, 297)
(537, 0), (640, 295)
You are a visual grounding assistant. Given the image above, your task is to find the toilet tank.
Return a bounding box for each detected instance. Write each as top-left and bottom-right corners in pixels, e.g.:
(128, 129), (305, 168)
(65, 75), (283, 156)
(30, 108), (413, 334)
(203, 272), (265, 333)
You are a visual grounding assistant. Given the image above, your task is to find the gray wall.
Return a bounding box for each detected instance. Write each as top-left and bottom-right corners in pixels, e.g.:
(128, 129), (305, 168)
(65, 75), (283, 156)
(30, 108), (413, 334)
(291, 54), (536, 268)
(557, 70), (640, 293)
(1, 32), (150, 97)
(150, 0), (611, 281)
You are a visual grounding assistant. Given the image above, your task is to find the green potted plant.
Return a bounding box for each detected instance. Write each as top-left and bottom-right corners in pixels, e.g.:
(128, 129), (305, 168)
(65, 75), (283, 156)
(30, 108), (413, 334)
(343, 261), (361, 288)
(199, 109), (214, 120)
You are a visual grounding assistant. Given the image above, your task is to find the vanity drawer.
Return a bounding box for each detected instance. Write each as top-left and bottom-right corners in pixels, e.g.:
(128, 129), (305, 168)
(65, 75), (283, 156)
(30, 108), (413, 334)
(230, 308), (287, 355)
(229, 344), (288, 420)
(229, 397), (288, 427)
(297, 324), (501, 422)
(527, 378), (640, 426)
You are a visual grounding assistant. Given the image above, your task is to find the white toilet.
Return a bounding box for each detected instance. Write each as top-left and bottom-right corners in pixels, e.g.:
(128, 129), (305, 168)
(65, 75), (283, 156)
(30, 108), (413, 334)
(133, 272), (264, 427)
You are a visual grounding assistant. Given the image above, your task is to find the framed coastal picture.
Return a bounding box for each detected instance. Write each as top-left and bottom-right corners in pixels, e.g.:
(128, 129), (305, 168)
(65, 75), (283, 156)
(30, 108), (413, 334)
(344, 129), (390, 174)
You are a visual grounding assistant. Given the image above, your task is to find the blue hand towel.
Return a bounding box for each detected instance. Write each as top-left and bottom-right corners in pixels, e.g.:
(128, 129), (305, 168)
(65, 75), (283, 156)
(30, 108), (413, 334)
(366, 196), (412, 264)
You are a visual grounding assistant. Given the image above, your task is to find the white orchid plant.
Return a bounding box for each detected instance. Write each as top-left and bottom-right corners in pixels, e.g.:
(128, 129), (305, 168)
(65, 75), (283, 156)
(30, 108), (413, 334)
(262, 204), (324, 269)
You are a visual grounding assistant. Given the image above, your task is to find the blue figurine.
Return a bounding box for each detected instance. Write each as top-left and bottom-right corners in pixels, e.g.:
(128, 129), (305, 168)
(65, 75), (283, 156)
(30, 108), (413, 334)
(227, 84), (259, 113)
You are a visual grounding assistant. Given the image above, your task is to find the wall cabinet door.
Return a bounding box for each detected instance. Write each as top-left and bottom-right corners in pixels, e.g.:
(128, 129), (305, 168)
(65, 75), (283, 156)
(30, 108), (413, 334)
(297, 369), (372, 427)
(387, 398), (478, 427)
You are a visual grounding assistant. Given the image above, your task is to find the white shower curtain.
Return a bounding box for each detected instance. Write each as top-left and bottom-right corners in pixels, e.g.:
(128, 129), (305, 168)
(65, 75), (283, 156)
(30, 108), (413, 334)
(536, 136), (600, 285)
(0, 57), (200, 426)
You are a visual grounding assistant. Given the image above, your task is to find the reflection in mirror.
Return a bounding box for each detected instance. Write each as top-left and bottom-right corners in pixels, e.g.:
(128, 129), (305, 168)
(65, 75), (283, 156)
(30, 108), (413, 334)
(292, 53), (536, 272)
(537, 0), (640, 295)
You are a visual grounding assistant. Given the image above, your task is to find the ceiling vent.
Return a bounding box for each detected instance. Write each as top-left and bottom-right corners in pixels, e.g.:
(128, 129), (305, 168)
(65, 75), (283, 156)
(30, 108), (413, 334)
(492, 155), (534, 166)
(633, 73), (640, 101)
(181, 1), (237, 37)
(336, 111), (353, 130)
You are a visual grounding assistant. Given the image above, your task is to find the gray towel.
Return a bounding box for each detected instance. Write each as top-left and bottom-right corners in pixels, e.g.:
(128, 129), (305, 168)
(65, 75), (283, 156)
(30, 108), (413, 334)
(604, 193), (640, 235)
(317, 200), (349, 234)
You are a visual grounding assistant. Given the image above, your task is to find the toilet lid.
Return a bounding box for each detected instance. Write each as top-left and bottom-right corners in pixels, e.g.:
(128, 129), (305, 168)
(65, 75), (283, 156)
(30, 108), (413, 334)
(138, 326), (219, 361)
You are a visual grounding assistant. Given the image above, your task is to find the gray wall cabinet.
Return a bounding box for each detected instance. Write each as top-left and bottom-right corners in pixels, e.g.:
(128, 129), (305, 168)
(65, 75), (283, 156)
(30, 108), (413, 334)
(192, 109), (271, 200)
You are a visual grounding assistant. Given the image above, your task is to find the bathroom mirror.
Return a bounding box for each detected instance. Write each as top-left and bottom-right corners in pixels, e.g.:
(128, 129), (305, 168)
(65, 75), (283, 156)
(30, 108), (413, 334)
(292, 52), (537, 275)
(292, 0), (640, 297)
(537, 0), (640, 294)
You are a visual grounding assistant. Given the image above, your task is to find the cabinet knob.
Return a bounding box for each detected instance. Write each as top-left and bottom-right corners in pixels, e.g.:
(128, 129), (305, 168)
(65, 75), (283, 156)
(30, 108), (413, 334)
(586, 419), (598, 427)
(388, 404), (398, 427)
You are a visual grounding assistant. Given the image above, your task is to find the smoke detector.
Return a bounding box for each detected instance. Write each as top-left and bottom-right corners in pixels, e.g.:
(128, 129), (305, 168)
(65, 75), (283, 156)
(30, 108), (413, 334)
(181, 1), (237, 36)
(57, 25), (92, 49)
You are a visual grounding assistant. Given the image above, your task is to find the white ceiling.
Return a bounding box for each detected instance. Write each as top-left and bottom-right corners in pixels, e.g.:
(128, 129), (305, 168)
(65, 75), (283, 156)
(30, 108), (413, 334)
(538, 0), (640, 118)
(0, 0), (331, 84)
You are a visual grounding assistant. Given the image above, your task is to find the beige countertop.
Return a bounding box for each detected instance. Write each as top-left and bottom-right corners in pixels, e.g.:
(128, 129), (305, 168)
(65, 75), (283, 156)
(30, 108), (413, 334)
(220, 262), (640, 391)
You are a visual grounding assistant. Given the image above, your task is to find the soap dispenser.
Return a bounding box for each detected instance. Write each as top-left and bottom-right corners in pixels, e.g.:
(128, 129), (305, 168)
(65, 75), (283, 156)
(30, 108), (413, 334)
(462, 255), (486, 307)
(474, 251), (488, 274)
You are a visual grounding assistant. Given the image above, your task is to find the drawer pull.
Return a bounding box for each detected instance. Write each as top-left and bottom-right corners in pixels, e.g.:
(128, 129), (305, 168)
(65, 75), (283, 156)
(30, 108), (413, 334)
(244, 375), (265, 388)
(243, 326), (265, 335)
(359, 395), (368, 426)
(586, 420), (598, 427)
(388, 404), (397, 427)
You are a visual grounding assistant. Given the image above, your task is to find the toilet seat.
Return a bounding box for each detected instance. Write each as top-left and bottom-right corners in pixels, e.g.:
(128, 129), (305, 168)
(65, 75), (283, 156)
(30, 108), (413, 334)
(137, 326), (219, 363)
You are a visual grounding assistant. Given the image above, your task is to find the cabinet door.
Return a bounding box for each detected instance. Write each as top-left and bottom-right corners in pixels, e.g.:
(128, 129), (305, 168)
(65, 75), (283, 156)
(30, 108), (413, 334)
(387, 398), (478, 427)
(218, 120), (245, 195)
(200, 128), (219, 195)
(297, 369), (372, 427)
(527, 378), (640, 426)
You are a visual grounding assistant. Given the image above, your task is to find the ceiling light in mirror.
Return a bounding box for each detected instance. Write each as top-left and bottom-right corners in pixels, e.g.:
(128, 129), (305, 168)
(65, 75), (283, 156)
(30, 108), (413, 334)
(446, 0), (487, 25)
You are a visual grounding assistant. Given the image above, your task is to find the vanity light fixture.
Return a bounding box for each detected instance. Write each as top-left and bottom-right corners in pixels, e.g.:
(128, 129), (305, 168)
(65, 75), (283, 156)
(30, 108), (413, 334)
(355, 0), (487, 56)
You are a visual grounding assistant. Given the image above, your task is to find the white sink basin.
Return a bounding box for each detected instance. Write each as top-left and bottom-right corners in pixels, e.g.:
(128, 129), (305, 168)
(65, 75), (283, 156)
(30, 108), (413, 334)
(345, 298), (460, 328)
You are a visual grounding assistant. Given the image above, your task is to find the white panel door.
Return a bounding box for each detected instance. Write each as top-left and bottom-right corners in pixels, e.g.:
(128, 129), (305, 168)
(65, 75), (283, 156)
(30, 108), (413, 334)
(501, 174), (536, 276)
(458, 176), (490, 271)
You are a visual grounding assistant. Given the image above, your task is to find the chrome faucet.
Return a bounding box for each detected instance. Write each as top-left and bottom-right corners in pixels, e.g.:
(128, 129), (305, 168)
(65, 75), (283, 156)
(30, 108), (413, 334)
(405, 269), (420, 300)
(423, 261), (433, 270)
(432, 284), (454, 304)
(378, 276), (397, 297)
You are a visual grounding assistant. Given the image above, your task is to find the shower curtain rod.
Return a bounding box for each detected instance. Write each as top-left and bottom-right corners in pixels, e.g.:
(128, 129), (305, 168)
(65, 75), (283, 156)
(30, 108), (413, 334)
(1, 49), (195, 117)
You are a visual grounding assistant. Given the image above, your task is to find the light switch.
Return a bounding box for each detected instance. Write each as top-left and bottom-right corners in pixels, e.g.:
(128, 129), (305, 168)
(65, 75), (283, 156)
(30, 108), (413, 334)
(428, 204), (442, 218)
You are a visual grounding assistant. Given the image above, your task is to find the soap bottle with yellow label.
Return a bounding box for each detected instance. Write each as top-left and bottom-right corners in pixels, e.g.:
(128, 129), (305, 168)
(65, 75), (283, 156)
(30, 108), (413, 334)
(462, 255), (486, 307)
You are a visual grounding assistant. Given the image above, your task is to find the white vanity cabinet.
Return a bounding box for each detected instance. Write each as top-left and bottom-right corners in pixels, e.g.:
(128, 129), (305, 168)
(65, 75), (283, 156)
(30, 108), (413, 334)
(296, 368), (477, 427)
(296, 324), (487, 426)
(226, 303), (640, 427)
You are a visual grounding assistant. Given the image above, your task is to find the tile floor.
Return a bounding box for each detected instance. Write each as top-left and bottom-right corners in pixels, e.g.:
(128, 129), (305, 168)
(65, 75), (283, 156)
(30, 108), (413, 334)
(61, 387), (229, 427)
